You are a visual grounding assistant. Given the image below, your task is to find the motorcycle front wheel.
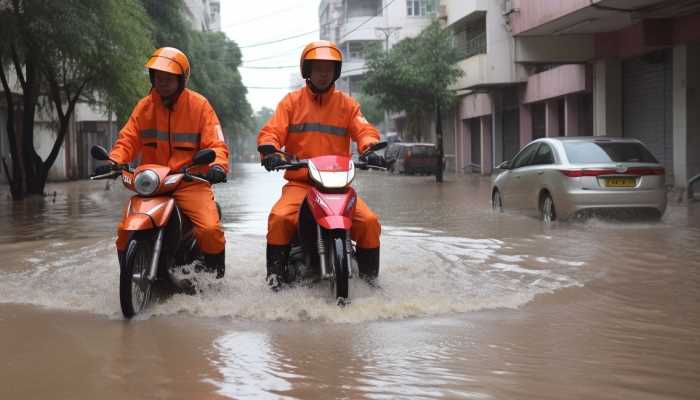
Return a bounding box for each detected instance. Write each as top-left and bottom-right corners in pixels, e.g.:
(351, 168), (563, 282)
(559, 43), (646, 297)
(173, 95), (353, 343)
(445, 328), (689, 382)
(121, 238), (154, 318)
(331, 234), (349, 305)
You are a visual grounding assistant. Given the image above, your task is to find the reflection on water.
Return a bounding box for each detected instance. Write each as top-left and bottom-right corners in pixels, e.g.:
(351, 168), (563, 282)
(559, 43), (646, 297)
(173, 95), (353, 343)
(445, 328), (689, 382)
(1, 164), (700, 399)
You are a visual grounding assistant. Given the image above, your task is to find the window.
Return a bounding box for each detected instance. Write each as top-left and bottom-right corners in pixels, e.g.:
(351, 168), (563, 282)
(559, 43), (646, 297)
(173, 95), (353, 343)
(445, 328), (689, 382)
(407, 0), (436, 17)
(347, 0), (382, 18)
(531, 144), (555, 165)
(563, 142), (659, 164)
(452, 15), (486, 59)
(511, 143), (540, 169)
(343, 40), (381, 60)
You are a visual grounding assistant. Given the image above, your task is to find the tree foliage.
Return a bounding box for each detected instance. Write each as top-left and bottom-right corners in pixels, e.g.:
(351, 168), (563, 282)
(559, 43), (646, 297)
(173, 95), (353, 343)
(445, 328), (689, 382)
(187, 31), (253, 138)
(362, 21), (463, 181)
(354, 92), (385, 127)
(0, 0), (152, 198)
(1, 0), (252, 199)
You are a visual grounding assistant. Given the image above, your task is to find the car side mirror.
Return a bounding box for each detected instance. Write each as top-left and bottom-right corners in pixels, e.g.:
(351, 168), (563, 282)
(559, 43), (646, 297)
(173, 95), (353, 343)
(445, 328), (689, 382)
(91, 145), (110, 161)
(497, 160), (511, 170)
(192, 149), (215, 165)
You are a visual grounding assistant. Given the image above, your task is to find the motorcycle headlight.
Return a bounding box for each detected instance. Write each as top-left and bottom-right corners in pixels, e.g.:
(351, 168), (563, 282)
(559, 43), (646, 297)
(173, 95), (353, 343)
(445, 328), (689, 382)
(134, 169), (160, 195)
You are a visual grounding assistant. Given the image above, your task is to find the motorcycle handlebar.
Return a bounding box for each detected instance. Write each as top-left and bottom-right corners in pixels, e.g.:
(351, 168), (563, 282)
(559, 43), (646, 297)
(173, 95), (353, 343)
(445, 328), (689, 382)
(273, 159), (386, 171)
(273, 160), (308, 171)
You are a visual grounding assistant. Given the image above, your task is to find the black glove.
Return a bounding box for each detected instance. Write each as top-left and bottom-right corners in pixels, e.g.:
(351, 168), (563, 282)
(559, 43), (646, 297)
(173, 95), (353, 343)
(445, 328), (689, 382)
(261, 152), (287, 171)
(94, 162), (115, 175)
(206, 165), (227, 183)
(360, 151), (385, 168)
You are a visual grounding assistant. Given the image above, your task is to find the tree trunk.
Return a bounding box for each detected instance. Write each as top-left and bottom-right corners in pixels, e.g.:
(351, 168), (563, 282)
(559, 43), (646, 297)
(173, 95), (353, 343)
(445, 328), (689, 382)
(435, 100), (444, 183)
(22, 61), (43, 196)
(0, 60), (24, 199)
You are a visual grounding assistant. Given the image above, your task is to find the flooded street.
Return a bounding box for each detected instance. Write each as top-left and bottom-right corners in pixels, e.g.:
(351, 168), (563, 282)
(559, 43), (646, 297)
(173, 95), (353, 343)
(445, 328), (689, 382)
(1, 163), (699, 399)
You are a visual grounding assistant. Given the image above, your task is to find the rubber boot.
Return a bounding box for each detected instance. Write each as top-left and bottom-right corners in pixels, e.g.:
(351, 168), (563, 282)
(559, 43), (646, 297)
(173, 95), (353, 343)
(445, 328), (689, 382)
(266, 244), (290, 290)
(204, 250), (226, 279)
(356, 247), (380, 284)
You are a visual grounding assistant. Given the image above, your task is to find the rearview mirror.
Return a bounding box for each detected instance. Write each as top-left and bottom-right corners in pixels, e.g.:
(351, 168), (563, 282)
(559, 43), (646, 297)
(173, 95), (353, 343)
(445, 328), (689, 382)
(192, 148), (216, 165)
(91, 145), (109, 161)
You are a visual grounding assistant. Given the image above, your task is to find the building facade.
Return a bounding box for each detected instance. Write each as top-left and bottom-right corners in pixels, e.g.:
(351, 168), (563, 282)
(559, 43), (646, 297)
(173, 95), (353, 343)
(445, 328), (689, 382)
(445, 0), (700, 191)
(183, 0), (221, 32)
(318, 0), (436, 134)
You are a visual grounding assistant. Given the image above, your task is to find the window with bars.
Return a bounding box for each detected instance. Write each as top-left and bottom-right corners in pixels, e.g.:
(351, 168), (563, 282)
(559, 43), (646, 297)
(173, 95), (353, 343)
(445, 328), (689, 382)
(343, 40), (382, 60)
(406, 0), (436, 17)
(452, 16), (486, 59)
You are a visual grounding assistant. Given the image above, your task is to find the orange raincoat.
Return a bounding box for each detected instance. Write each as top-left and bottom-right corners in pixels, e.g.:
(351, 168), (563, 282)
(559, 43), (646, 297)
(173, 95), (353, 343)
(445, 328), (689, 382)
(258, 85), (381, 248)
(110, 88), (229, 254)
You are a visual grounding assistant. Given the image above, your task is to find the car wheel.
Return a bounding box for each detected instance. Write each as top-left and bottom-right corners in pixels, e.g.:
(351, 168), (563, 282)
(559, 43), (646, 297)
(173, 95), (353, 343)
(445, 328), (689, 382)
(492, 190), (503, 212)
(540, 193), (556, 224)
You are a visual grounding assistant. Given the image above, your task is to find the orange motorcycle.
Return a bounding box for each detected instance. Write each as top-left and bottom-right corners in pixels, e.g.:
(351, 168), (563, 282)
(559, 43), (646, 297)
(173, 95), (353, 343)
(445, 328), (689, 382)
(90, 145), (221, 318)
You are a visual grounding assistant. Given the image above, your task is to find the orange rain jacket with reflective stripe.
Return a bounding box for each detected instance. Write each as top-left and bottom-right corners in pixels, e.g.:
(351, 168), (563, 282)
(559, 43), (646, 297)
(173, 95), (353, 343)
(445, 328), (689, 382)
(257, 85), (379, 182)
(109, 88), (229, 173)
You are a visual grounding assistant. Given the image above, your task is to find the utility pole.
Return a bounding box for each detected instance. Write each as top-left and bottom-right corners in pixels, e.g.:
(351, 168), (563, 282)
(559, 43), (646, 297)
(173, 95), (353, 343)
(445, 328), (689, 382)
(375, 26), (401, 52)
(374, 27), (401, 135)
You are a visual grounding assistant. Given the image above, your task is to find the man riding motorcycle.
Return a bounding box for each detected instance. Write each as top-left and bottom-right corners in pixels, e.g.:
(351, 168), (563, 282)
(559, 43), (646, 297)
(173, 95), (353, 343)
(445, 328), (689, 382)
(257, 40), (386, 289)
(96, 47), (229, 279)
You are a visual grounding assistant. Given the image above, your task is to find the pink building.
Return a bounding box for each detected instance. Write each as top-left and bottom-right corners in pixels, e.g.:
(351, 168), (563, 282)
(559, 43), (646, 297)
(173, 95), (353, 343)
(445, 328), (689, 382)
(444, 0), (700, 189)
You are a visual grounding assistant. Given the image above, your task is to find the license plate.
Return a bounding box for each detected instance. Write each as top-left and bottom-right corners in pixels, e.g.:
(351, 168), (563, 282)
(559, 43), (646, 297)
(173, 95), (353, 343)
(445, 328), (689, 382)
(605, 177), (636, 187)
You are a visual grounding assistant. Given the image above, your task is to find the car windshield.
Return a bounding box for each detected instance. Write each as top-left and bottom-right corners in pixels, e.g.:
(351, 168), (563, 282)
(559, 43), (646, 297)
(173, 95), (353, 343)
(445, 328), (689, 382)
(563, 141), (658, 164)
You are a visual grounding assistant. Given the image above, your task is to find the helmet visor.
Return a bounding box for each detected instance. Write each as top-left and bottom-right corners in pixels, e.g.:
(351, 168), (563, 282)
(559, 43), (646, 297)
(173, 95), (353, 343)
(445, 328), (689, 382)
(303, 46), (342, 62)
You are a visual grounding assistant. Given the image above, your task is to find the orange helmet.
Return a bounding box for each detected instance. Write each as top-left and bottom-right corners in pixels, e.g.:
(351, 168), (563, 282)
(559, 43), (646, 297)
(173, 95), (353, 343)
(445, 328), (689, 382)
(145, 47), (190, 89)
(300, 40), (342, 82)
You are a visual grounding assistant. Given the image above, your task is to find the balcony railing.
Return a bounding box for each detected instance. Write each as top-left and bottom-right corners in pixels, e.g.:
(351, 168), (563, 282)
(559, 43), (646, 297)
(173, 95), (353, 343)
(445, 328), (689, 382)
(454, 32), (486, 60)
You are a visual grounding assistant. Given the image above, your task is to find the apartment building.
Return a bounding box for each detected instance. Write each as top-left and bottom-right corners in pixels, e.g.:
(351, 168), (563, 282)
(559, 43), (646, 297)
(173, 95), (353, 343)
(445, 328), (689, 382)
(184, 0), (221, 32)
(443, 0), (699, 191)
(318, 0), (435, 105)
(506, 0), (700, 188)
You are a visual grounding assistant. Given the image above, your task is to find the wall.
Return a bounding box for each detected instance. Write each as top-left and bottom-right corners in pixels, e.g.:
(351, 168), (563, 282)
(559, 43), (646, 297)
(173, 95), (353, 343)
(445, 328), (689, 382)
(510, 0), (591, 35)
(515, 35), (594, 63)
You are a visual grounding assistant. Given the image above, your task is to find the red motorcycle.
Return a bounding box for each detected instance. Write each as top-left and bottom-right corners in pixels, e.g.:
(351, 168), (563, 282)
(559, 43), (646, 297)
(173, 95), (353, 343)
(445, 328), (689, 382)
(90, 145), (221, 318)
(273, 142), (386, 306)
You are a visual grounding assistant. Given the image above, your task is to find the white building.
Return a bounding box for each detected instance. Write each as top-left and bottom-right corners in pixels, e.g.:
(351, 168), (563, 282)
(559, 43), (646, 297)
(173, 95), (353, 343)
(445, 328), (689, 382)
(318, 0), (436, 96)
(183, 0), (221, 32)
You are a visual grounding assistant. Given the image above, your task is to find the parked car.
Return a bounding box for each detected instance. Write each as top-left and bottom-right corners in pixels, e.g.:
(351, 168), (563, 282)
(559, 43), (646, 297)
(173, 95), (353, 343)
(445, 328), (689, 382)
(385, 142), (442, 175)
(491, 137), (667, 222)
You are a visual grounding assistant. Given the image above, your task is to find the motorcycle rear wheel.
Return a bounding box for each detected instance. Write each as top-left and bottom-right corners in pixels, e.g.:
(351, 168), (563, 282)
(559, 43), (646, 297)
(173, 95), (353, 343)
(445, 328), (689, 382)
(121, 238), (154, 318)
(331, 235), (349, 305)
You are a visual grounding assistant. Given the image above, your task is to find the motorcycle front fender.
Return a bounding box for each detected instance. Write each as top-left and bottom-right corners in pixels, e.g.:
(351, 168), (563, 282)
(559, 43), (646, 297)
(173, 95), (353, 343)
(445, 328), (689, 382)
(118, 196), (176, 230)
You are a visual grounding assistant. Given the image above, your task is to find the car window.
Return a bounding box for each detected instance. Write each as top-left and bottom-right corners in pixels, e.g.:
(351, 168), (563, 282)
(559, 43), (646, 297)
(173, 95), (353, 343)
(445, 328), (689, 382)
(531, 143), (555, 165)
(412, 145), (435, 156)
(563, 141), (659, 163)
(511, 143), (540, 169)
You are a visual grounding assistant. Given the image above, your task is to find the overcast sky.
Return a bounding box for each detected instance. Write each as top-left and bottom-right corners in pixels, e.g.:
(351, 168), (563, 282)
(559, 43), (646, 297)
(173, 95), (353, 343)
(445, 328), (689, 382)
(220, 1), (322, 113)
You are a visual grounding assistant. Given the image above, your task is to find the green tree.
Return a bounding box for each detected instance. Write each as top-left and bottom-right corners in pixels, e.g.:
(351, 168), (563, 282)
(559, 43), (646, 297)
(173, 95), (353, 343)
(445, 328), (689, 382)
(0, 0), (152, 199)
(187, 31), (253, 141)
(141, 0), (191, 49)
(363, 22), (462, 182)
(141, 0), (253, 156)
(354, 92), (385, 127)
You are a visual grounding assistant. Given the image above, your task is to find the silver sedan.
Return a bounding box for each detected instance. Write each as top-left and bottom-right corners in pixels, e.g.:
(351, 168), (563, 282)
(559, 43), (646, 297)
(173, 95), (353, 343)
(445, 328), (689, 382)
(491, 137), (667, 222)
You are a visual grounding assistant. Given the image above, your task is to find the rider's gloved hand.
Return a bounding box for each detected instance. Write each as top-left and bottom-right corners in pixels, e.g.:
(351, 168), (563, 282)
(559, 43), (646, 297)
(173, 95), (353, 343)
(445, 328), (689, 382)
(360, 150), (385, 168)
(261, 152), (287, 171)
(94, 161), (116, 175)
(206, 165), (227, 183)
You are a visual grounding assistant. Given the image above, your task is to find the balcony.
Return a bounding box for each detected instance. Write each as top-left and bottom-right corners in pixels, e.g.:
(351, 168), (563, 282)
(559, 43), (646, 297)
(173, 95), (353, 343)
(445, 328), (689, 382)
(510, 0), (700, 36)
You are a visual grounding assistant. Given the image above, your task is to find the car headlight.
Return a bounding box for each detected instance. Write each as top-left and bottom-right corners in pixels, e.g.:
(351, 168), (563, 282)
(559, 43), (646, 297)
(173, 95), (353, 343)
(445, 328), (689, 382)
(134, 169), (160, 195)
